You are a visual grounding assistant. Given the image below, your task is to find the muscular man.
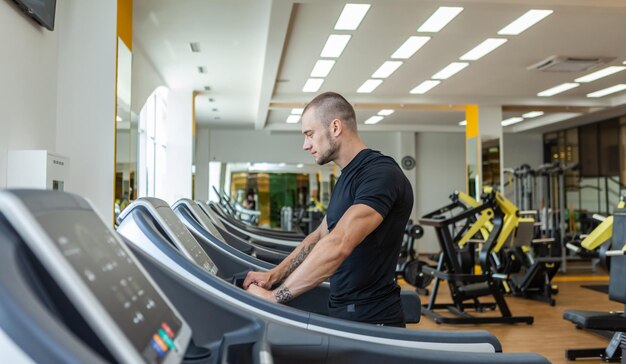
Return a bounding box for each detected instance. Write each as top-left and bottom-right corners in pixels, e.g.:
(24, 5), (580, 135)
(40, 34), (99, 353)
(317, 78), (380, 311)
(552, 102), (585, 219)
(244, 92), (413, 327)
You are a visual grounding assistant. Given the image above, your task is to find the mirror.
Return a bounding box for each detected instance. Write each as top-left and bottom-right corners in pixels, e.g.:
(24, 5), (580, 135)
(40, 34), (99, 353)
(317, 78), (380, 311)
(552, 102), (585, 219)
(114, 37), (137, 218)
(466, 137), (480, 199)
(481, 138), (500, 190)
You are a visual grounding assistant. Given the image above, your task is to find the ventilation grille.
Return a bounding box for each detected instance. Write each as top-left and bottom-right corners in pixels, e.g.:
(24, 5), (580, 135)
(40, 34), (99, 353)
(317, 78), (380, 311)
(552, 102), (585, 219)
(527, 55), (610, 72)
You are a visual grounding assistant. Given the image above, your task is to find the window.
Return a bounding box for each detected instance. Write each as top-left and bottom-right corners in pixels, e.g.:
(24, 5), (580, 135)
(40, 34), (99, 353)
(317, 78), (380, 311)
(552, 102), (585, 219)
(138, 87), (168, 198)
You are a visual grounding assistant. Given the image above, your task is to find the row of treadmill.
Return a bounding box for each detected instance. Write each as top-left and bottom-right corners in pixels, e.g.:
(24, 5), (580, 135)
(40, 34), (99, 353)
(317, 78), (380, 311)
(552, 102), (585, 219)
(0, 188), (556, 363)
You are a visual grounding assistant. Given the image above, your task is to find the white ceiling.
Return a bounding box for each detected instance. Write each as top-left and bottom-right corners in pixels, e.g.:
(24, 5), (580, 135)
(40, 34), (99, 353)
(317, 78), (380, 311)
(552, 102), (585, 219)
(133, 0), (626, 134)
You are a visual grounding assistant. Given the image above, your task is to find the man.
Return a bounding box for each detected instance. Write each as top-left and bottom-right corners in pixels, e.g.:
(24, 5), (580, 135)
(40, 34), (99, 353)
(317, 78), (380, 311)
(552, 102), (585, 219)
(244, 92), (413, 327)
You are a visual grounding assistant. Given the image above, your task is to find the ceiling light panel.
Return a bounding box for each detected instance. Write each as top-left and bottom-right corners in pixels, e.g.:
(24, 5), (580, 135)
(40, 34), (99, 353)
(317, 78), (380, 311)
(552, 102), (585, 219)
(378, 109), (395, 116)
(364, 116), (384, 124)
(587, 84), (626, 98)
(291, 108), (304, 115)
(432, 62), (469, 79)
(575, 66), (626, 83)
(522, 111), (544, 118)
(286, 115), (301, 123)
(303, 78), (324, 92)
(372, 61), (403, 78)
(501, 117), (524, 126)
(460, 38), (508, 61)
(320, 34), (351, 58)
(410, 80), (441, 94)
(391, 36), (431, 59)
(335, 4), (371, 30)
(310, 60), (336, 77)
(198, 66), (207, 74)
(418, 7), (463, 33)
(498, 9), (553, 35)
(537, 82), (579, 97)
(357, 79), (383, 93)
(459, 120), (467, 126)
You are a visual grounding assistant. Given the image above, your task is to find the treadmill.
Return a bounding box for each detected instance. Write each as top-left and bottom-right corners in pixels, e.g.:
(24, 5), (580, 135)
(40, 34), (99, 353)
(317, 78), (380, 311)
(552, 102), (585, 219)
(0, 190), (196, 363)
(0, 190), (551, 364)
(172, 198), (420, 319)
(205, 202), (300, 252)
(116, 197), (542, 357)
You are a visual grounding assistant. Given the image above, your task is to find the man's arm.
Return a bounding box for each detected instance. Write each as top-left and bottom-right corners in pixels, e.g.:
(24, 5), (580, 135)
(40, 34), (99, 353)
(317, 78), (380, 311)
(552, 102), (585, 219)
(243, 216), (329, 289)
(248, 204), (383, 303)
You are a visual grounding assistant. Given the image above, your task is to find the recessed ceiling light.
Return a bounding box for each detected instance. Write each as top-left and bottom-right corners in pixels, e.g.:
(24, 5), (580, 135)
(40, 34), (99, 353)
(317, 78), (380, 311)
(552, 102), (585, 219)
(335, 4), (371, 30)
(297, 163), (304, 168)
(537, 83), (579, 97)
(204, 86), (211, 91)
(371, 61), (403, 78)
(310, 60), (336, 78)
(501, 117), (524, 126)
(189, 42), (200, 52)
(208, 98), (214, 102)
(291, 108), (304, 115)
(418, 7), (463, 33)
(432, 62), (469, 79)
(198, 66), (207, 74)
(459, 120), (467, 126)
(409, 80), (441, 94)
(498, 9), (553, 35)
(116, 116), (122, 122)
(587, 84), (626, 98)
(364, 116), (384, 124)
(286, 115), (301, 123)
(357, 79), (383, 93)
(575, 66), (626, 83)
(212, 108), (218, 112)
(320, 34), (351, 58)
(460, 38), (508, 61)
(391, 36), (431, 59)
(303, 78), (324, 93)
(522, 111), (544, 118)
(378, 109), (394, 116)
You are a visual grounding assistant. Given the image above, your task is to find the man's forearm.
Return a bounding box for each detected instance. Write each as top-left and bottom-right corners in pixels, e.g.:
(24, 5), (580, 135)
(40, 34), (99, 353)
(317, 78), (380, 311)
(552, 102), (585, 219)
(270, 229), (321, 286)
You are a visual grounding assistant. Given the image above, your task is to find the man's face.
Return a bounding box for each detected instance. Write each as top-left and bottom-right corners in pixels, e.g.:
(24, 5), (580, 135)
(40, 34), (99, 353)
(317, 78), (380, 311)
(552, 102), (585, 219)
(301, 109), (338, 165)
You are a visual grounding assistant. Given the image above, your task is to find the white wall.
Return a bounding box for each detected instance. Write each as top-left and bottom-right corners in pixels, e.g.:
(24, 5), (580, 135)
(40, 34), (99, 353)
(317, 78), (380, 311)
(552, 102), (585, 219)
(502, 132), (543, 170)
(208, 130), (405, 164)
(415, 132), (467, 253)
(0, 1), (59, 187)
(161, 90), (193, 205)
(131, 44), (166, 115)
(56, 0), (117, 221)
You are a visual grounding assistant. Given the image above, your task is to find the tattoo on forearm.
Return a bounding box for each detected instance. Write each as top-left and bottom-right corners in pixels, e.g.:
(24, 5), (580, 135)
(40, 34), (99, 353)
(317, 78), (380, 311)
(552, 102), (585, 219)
(275, 243), (317, 286)
(274, 285), (294, 304)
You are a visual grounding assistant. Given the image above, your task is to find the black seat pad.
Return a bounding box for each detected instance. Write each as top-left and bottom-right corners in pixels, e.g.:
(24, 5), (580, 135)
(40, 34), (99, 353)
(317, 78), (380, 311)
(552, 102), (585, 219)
(563, 310), (626, 331)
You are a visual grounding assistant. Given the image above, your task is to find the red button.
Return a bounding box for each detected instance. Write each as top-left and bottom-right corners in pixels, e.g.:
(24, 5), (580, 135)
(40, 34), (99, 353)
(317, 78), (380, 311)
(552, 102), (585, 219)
(161, 322), (175, 338)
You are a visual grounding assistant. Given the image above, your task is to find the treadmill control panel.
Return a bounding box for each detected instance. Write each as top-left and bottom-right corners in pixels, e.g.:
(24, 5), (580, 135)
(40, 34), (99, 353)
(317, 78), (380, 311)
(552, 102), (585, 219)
(37, 211), (184, 363)
(155, 206), (218, 275)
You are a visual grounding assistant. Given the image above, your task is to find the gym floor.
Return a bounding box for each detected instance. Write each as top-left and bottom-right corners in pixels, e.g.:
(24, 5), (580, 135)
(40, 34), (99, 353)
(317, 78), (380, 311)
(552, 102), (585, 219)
(404, 265), (619, 364)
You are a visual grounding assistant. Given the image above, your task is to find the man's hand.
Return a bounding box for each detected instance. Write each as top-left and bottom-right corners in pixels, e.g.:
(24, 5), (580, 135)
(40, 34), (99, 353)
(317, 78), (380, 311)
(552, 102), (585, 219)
(246, 284), (277, 302)
(243, 270), (274, 289)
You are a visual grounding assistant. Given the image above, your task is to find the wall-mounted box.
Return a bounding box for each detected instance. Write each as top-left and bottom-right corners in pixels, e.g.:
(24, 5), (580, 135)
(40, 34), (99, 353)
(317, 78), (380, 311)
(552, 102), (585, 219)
(7, 150), (69, 190)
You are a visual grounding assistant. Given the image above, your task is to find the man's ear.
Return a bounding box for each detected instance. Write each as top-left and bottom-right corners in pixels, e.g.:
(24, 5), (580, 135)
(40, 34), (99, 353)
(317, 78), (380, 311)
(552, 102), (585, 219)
(331, 118), (343, 136)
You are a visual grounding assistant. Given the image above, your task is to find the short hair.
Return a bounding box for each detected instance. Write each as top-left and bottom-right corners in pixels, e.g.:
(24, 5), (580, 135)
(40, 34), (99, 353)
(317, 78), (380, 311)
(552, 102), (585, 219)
(303, 92), (357, 133)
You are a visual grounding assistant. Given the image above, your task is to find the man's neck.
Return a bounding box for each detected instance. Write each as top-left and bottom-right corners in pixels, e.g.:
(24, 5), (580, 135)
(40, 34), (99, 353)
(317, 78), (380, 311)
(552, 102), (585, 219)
(335, 138), (367, 169)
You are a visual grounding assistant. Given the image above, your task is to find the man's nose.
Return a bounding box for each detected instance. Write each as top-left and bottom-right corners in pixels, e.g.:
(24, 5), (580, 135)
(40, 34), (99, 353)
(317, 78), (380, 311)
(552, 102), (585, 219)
(303, 139), (311, 150)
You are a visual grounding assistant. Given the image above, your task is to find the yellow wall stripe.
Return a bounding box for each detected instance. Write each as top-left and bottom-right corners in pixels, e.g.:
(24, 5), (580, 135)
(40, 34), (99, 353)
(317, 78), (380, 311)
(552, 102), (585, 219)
(465, 104), (479, 139)
(117, 0), (133, 50)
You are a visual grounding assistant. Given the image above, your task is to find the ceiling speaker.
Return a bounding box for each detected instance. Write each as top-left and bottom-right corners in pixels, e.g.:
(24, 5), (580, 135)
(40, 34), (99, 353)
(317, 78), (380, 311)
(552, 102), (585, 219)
(401, 156), (416, 170)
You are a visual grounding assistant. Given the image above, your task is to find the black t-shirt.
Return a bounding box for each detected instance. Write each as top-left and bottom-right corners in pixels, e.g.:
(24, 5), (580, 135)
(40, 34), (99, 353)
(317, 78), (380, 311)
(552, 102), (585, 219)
(326, 149), (414, 325)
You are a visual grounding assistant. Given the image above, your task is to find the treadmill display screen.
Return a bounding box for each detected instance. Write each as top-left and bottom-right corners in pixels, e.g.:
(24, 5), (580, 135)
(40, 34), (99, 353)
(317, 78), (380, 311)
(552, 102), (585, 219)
(155, 206), (218, 275)
(36, 211), (183, 363)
